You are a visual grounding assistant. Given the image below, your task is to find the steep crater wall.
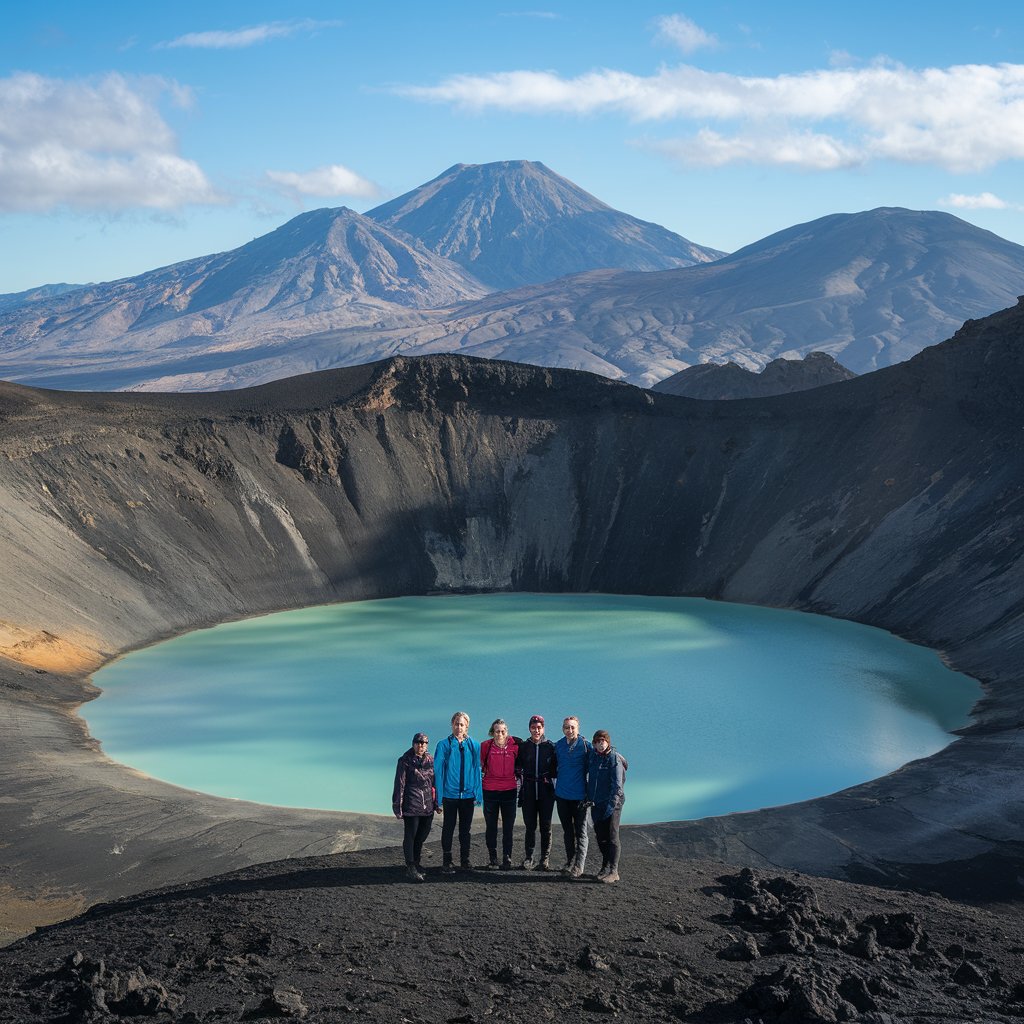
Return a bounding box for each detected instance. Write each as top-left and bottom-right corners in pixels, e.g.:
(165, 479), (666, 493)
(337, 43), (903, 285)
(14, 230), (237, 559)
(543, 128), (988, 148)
(1, 301), (1023, 934)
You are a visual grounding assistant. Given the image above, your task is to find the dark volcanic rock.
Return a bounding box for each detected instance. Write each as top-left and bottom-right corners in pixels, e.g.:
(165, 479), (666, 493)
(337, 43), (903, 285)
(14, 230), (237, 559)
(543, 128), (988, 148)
(1, 850), (1022, 1024)
(652, 351), (857, 399)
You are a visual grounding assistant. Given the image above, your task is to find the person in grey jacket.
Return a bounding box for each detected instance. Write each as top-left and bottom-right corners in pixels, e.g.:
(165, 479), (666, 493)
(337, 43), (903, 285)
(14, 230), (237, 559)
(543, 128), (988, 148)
(585, 729), (626, 883)
(392, 732), (438, 882)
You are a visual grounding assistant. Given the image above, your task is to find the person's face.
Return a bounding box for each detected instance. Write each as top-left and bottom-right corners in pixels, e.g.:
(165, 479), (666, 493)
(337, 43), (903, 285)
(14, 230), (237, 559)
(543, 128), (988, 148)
(562, 718), (579, 741)
(415, 738), (429, 754)
(452, 716), (468, 740)
(492, 723), (508, 743)
(529, 721), (544, 741)
(594, 738), (609, 753)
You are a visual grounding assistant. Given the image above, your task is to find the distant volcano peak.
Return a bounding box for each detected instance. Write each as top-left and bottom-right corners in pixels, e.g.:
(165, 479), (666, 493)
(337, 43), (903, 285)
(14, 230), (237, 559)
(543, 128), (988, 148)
(367, 159), (723, 288)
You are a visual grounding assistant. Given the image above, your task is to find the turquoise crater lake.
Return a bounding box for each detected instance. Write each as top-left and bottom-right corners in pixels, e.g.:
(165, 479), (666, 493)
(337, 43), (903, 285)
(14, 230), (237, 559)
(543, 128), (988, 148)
(84, 594), (979, 824)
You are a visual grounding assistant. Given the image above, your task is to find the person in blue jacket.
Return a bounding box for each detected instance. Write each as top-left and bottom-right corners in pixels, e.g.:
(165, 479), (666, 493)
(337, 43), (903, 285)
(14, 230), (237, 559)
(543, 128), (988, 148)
(434, 711), (483, 873)
(553, 714), (590, 877)
(586, 729), (626, 883)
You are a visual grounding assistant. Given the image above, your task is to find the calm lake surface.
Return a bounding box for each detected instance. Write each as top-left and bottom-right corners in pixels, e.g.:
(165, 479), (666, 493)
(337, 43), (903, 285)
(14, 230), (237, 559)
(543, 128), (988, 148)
(84, 594), (979, 824)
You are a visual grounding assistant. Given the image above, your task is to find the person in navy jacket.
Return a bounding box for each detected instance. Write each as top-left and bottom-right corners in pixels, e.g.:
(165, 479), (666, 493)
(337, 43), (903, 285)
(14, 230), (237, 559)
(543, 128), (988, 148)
(554, 714), (590, 876)
(586, 729), (626, 883)
(434, 711), (483, 873)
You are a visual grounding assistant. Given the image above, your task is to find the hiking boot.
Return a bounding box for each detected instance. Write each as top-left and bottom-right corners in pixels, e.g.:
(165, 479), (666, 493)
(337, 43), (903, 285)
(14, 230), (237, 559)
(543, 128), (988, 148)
(520, 856), (535, 871)
(460, 860), (474, 872)
(561, 860), (574, 875)
(442, 859), (456, 875)
(538, 855), (551, 871)
(501, 856), (513, 871)
(406, 864), (424, 883)
(568, 861), (584, 878)
(596, 862), (609, 879)
(600, 868), (619, 884)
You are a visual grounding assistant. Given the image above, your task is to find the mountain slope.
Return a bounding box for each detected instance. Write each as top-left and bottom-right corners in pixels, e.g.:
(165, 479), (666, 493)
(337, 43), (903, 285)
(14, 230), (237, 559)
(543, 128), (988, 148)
(359, 206), (1024, 385)
(2, 206), (1022, 392)
(0, 208), (489, 389)
(0, 282), (87, 313)
(366, 160), (724, 288)
(652, 352), (857, 399)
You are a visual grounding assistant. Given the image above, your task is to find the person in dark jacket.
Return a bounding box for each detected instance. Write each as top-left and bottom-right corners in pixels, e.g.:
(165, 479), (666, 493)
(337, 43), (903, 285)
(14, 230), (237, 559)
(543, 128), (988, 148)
(434, 711), (483, 873)
(585, 729), (626, 883)
(392, 732), (437, 882)
(554, 715), (590, 877)
(516, 714), (557, 870)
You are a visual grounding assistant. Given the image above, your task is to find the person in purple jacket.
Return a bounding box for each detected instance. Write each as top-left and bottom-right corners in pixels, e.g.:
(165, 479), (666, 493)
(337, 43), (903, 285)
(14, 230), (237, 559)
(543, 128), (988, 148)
(392, 732), (438, 882)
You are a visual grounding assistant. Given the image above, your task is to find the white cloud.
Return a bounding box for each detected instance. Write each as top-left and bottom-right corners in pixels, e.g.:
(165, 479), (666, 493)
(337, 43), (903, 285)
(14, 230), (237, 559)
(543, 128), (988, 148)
(398, 61), (1024, 172)
(265, 164), (381, 199)
(939, 191), (1020, 210)
(0, 72), (221, 212)
(158, 19), (341, 50)
(828, 50), (858, 68)
(649, 129), (862, 170)
(654, 14), (718, 54)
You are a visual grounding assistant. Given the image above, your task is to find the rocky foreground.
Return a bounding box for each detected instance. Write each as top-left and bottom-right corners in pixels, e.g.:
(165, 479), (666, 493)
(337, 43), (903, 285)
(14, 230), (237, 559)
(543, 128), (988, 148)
(1, 845), (1022, 1024)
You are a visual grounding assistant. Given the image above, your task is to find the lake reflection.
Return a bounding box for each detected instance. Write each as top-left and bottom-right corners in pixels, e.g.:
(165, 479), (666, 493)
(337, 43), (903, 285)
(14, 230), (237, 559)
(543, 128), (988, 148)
(84, 594), (979, 823)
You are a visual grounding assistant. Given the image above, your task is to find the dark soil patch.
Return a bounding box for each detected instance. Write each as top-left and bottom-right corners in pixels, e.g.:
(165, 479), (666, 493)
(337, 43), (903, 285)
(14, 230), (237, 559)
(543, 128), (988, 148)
(2, 845), (1023, 1022)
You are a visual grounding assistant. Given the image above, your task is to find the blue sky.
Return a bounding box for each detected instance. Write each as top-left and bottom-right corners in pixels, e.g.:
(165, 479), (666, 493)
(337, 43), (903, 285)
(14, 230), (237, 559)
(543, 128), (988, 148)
(1, 1), (1022, 293)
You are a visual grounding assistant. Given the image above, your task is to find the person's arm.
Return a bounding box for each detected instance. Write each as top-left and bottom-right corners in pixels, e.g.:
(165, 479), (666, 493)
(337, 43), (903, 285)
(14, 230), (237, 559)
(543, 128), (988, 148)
(426, 756), (440, 813)
(471, 738), (484, 803)
(606, 753), (625, 817)
(434, 740), (447, 811)
(392, 757), (405, 818)
(548, 744), (558, 781)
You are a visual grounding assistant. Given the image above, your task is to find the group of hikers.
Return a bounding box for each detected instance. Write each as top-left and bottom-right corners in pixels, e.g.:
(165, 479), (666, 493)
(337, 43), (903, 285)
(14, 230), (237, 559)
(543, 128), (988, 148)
(392, 711), (627, 884)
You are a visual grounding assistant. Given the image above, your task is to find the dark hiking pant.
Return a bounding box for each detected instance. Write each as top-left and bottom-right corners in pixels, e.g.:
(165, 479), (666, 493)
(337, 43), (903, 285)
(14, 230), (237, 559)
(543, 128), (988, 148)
(441, 797), (475, 863)
(520, 784), (555, 860)
(402, 814), (433, 866)
(592, 805), (622, 870)
(483, 789), (517, 859)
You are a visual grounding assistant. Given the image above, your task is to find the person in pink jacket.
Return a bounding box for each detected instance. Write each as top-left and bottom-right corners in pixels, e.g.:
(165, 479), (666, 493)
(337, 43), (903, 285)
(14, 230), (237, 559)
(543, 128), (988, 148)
(480, 719), (521, 870)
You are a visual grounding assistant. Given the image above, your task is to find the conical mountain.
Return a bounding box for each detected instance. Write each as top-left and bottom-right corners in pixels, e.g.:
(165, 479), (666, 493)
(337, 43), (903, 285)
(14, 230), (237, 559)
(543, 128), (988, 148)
(0, 207), (489, 385)
(366, 160), (724, 289)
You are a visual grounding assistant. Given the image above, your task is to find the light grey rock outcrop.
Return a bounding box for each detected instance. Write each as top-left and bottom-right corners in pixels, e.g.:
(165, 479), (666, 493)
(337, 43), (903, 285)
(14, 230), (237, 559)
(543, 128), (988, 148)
(651, 351), (856, 399)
